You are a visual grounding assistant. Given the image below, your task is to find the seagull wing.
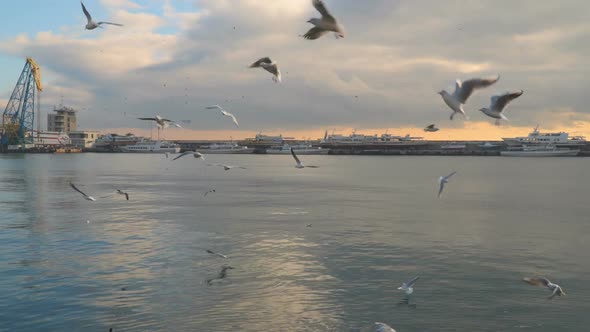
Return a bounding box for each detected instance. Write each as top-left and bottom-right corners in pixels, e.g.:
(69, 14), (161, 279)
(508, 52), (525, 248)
(70, 182), (89, 198)
(263, 64), (281, 79)
(445, 171), (457, 180)
(548, 287), (560, 299)
(491, 90), (523, 113)
(124, 193), (129, 201)
(206, 105), (223, 111)
(305, 165), (320, 168)
(225, 112), (239, 127)
(426, 124), (435, 129)
(454, 76), (500, 103)
(438, 178), (445, 198)
(374, 322), (396, 332)
(81, 1), (92, 22)
(312, 0), (336, 21)
(303, 26), (330, 40)
(172, 151), (191, 161)
(404, 276), (420, 287)
(137, 117), (157, 121)
(249, 57), (272, 68)
(97, 22), (124, 26)
(523, 277), (551, 288)
(291, 148), (302, 165)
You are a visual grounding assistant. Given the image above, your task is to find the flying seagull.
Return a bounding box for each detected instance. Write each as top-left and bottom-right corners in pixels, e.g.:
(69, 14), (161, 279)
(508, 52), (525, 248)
(206, 265), (234, 286)
(70, 182), (96, 201)
(373, 322), (397, 332)
(206, 249), (227, 259)
(249, 57), (281, 83)
(523, 277), (566, 299)
(398, 276), (420, 295)
(424, 124), (440, 132)
(116, 189), (129, 201)
(206, 105), (239, 127)
(479, 90), (524, 125)
(291, 148), (319, 169)
(438, 76), (500, 120)
(204, 189), (216, 197)
(81, 1), (123, 30)
(438, 171), (457, 198)
(172, 151), (204, 161)
(137, 115), (181, 128)
(303, 0), (345, 40)
(207, 164), (246, 171)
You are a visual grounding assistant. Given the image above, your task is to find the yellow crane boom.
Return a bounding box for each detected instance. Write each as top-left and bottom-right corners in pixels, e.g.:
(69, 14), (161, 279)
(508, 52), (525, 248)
(26, 57), (42, 91)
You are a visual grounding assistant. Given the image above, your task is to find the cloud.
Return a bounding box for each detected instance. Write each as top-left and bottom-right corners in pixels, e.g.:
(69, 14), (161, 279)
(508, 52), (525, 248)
(1, 0), (590, 138)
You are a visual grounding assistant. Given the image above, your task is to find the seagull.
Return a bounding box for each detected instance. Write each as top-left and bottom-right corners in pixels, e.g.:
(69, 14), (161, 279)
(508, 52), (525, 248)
(373, 322), (397, 332)
(206, 105), (239, 127)
(204, 189), (216, 197)
(291, 148), (319, 169)
(70, 182), (96, 201)
(206, 265), (234, 286)
(81, 1), (123, 30)
(303, 0), (345, 40)
(207, 164), (246, 171)
(249, 57), (281, 83)
(523, 277), (566, 299)
(424, 124), (440, 132)
(438, 171), (457, 198)
(438, 76), (500, 120)
(116, 189), (129, 201)
(398, 276), (420, 295)
(479, 90), (524, 125)
(165, 152), (170, 159)
(206, 249), (227, 259)
(137, 115), (180, 128)
(172, 151), (205, 161)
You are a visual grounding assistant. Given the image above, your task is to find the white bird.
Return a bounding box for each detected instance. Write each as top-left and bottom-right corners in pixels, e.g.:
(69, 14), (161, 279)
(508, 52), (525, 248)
(207, 164), (246, 171)
(116, 189), (129, 201)
(206, 105), (239, 127)
(373, 322), (397, 332)
(397, 276), (419, 295)
(479, 90), (524, 125)
(137, 115), (181, 128)
(424, 124), (440, 132)
(206, 249), (227, 259)
(173, 151), (204, 161)
(70, 182), (96, 201)
(81, 1), (123, 30)
(249, 57), (281, 83)
(523, 277), (566, 299)
(438, 171), (457, 198)
(438, 76), (500, 120)
(291, 148), (319, 169)
(303, 0), (345, 40)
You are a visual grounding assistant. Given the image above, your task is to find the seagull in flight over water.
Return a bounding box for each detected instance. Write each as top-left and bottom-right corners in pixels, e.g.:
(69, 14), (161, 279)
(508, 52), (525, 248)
(398, 276), (420, 295)
(116, 189), (129, 201)
(137, 115), (181, 128)
(206, 249), (227, 259)
(291, 148), (319, 169)
(173, 151), (204, 161)
(523, 277), (566, 299)
(424, 124), (440, 132)
(373, 322), (397, 332)
(70, 182), (96, 201)
(204, 189), (216, 197)
(207, 164), (246, 171)
(81, 1), (123, 30)
(206, 105), (239, 127)
(303, 0), (345, 40)
(438, 171), (457, 198)
(479, 90), (524, 125)
(438, 76), (500, 120)
(249, 57), (281, 83)
(206, 265), (234, 286)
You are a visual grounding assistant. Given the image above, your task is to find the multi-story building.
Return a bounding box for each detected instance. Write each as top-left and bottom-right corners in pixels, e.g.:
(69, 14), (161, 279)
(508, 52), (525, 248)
(69, 130), (99, 148)
(47, 107), (77, 133)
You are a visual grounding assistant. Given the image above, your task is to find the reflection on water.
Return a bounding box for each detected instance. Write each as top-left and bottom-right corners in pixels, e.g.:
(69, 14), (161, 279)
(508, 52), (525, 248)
(0, 154), (589, 331)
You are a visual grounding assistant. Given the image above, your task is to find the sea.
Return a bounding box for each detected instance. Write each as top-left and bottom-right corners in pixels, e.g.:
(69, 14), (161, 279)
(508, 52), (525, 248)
(0, 154), (589, 331)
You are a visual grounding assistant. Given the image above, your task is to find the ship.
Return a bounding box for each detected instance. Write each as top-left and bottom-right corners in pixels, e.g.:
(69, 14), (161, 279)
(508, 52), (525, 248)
(501, 145), (580, 157)
(266, 143), (329, 155)
(502, 125), (586, 148)
(321, 131), (427, 146)
(120, 139), (180, 153)
(201, 142), (253, 154)
(95, 133), (143, 148)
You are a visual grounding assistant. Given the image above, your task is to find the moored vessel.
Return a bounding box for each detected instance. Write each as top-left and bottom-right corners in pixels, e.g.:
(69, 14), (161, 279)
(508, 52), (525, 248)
(501, 145), (580, 157)
(120, 139), (180, 153)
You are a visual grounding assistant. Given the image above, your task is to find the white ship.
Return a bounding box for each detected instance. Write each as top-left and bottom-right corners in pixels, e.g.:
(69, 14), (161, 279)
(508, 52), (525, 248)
(321, 131), (427, 146)
(266, 143), (329, 155)
(502, 125), (586, 147)
(501, 145), (580, 157)
(201, 143), (253, 154)
(120, 139), (180, 153)
(95, 133), (142, 148)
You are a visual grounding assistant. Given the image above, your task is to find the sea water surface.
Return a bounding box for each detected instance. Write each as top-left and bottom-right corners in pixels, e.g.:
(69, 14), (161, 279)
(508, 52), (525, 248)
(0, 154), (589, 331)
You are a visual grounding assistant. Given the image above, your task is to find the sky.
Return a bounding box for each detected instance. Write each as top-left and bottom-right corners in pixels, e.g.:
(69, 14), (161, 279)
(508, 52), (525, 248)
(1, 0), (590, 140)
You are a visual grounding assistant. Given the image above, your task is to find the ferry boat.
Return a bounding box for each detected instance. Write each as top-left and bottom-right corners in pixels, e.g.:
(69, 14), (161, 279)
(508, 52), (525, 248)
(201, 143), (253, 154)
(95, 133), (142, 148)
(501, 145), (580, 157)
(120, 140), (180, 153)
(321, 131), (427, 146)
(266, 143), (329, 155)
(502, 125), (586, 147)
